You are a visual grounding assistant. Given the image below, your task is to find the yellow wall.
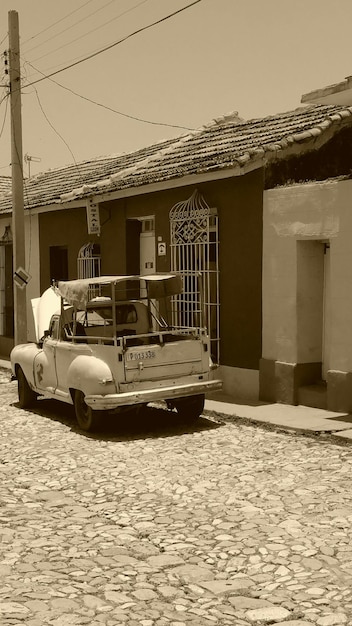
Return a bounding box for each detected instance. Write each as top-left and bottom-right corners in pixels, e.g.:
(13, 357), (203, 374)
(263, 178), (352, 370)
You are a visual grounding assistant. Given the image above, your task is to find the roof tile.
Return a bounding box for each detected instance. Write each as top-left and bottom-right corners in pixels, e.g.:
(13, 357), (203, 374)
(0, 176), (11, 196)
(1, 103), (352, 212)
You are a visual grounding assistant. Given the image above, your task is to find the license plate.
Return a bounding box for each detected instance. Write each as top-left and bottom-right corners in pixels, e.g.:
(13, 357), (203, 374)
(126, 349), (156, 361)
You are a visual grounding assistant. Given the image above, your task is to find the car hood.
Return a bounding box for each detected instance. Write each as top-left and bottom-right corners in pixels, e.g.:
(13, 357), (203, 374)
(32, 286), (61, 343)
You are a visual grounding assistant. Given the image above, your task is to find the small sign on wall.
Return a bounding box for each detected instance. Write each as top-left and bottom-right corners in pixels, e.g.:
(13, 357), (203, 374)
(158, 242), (166, 256)
(14, 266), (31, 289)
(86, 199), (101, 235)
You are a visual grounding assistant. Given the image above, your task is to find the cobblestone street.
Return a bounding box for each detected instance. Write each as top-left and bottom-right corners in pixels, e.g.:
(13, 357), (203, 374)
(1, 373), (352, 626)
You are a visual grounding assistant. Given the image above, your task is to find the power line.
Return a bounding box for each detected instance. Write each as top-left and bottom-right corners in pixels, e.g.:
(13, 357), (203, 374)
(24, 0), (116, 55)
(31, 0), (151, 65)
(0, 93), (9, 142)
(22, 0), (97, 46)
(32, 86), (84, 182)
(26, 61), (194, 131)
(23, 0), (203, 89)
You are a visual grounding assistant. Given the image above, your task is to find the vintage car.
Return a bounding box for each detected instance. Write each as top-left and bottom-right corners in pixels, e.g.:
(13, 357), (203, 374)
(10, 273), (222, 431)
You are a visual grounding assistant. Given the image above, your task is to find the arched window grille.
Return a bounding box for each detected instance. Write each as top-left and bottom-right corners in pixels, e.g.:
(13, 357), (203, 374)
(170, 190), (220, 362)
(77, 242), (101, 299)
(77, 242), (101, 279)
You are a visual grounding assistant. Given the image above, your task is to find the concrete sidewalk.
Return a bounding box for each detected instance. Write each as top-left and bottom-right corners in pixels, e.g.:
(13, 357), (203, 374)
(4, 356), (352, 442)
(205, 396), (352, 442)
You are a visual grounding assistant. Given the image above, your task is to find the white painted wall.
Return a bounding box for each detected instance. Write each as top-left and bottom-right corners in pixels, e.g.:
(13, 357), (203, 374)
(24, 212), (40, 341)
(218, 365), (259, 402)
(264, 179), (352, 371)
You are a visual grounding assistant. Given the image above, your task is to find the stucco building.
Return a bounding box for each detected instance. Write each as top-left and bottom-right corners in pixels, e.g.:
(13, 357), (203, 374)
(260, 77), (352, 412)
(1, 103), (352, 408)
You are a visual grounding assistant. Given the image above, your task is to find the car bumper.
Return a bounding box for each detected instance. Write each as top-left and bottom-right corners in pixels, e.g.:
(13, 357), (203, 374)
(85, 379), (222, 410)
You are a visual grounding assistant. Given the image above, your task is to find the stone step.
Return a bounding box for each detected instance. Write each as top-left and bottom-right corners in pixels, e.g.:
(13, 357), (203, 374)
(298, 382), (327, 410)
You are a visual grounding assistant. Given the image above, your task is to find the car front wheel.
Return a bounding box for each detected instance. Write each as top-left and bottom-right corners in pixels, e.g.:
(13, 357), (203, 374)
(74, 390), (103, 432)
(17, 366), (37, 409)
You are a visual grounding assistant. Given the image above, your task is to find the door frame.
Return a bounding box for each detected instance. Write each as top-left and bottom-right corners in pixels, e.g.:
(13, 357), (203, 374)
(322, 243), (331, 380)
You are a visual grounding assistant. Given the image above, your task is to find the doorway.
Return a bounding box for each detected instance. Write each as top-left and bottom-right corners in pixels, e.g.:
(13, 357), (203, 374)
(170, 190), (220, 362)
(296, 240), (330, 381)
(126, 217), (155, 277)
(49, 246), (68, 282)
(139, 217), (155, 277)
(322, 243), (331, 380)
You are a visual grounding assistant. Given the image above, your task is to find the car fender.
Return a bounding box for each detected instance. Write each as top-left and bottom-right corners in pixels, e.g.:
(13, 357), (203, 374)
(67, 355), (117, 397)
(10, 343), (41, 385)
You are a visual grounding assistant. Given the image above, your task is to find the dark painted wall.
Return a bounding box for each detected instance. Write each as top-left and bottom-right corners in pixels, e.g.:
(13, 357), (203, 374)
(217, 170), (263, 370)
(39, 170), (263, 370)
(265, 126), (352, 189)
(39, 208), (94, 287)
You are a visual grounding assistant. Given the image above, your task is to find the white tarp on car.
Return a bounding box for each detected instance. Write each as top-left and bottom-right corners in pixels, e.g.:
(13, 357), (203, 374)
(57, 274), (183, 310)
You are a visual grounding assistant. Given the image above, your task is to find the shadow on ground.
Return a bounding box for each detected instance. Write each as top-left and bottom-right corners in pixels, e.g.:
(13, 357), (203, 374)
(12, 397), (221, 442)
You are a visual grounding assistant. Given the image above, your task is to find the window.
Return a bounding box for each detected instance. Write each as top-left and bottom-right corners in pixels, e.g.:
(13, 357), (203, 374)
(77, 242), (101, 279)
(141, 217), (155, 233)
(49, 316), (60, 340)
(50, 246), (68, 282)
(170, 190), (220, 362)
(77, 242), (101, 300)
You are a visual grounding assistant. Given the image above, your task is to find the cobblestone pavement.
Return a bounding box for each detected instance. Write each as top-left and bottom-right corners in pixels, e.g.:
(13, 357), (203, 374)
(1, 373), (352, 626)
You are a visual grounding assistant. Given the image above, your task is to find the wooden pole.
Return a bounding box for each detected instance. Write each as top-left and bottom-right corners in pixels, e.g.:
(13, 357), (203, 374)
(9, 10), (27, 345)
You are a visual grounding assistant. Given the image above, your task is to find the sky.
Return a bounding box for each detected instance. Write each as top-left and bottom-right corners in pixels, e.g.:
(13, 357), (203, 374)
(0, 0), (352, 177)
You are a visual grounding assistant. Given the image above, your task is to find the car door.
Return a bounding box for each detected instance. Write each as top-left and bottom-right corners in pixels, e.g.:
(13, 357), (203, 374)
(33, 315), (59, 393)
(54, 314), (93, 397)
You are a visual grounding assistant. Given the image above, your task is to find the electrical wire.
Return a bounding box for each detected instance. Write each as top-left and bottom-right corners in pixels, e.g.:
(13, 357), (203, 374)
(0, 33), (7, 49)
(31, 0), (151, 64)
(32, 86), (84, 182)
(26, 61), (194, 131)
(23, 0), (203, 89)
(22, 0), (97, 46)
(0, 93), (9, 142)
(24, 0), (117, 55)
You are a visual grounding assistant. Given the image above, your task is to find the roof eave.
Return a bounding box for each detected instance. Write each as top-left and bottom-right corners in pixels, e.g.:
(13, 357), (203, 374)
(25, 159), (265, 214)
(302, 77), (352, 106)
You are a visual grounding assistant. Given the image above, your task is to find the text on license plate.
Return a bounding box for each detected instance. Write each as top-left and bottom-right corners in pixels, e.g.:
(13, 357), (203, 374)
(126, 350), (156, 361)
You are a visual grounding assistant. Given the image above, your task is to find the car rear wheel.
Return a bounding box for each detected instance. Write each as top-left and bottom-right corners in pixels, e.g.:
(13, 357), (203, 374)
(17, 366), (37, 409)
(169, 394), (205, 423)
(74, 390), (102, 432)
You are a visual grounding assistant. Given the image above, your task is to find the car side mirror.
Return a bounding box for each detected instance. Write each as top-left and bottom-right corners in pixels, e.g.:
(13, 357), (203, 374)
(41, 329), (51, 344)
(38, 329), (50, 348)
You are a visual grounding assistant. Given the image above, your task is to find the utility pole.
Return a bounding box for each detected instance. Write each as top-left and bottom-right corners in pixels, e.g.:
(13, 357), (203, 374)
(8, 10), (27, 345)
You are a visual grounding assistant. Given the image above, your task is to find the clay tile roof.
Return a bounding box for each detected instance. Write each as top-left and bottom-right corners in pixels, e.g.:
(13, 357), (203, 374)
(0, 103), (351, 212)
(0, 176), (11, 197)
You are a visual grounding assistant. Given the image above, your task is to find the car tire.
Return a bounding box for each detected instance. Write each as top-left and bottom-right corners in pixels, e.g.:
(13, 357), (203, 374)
(169, 394), (205, 423)
(74, 390), (102, 432)
(17, 366), (37, 409)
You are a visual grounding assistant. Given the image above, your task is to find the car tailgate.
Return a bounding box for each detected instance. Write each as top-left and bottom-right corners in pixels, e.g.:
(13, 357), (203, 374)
(124, 338), (205, 382)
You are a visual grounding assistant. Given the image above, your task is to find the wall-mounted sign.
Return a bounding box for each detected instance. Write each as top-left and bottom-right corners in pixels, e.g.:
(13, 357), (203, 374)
(158, 242), (166, 256)
(14, 266), (31, 289)
(86, 199), (100, 235)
